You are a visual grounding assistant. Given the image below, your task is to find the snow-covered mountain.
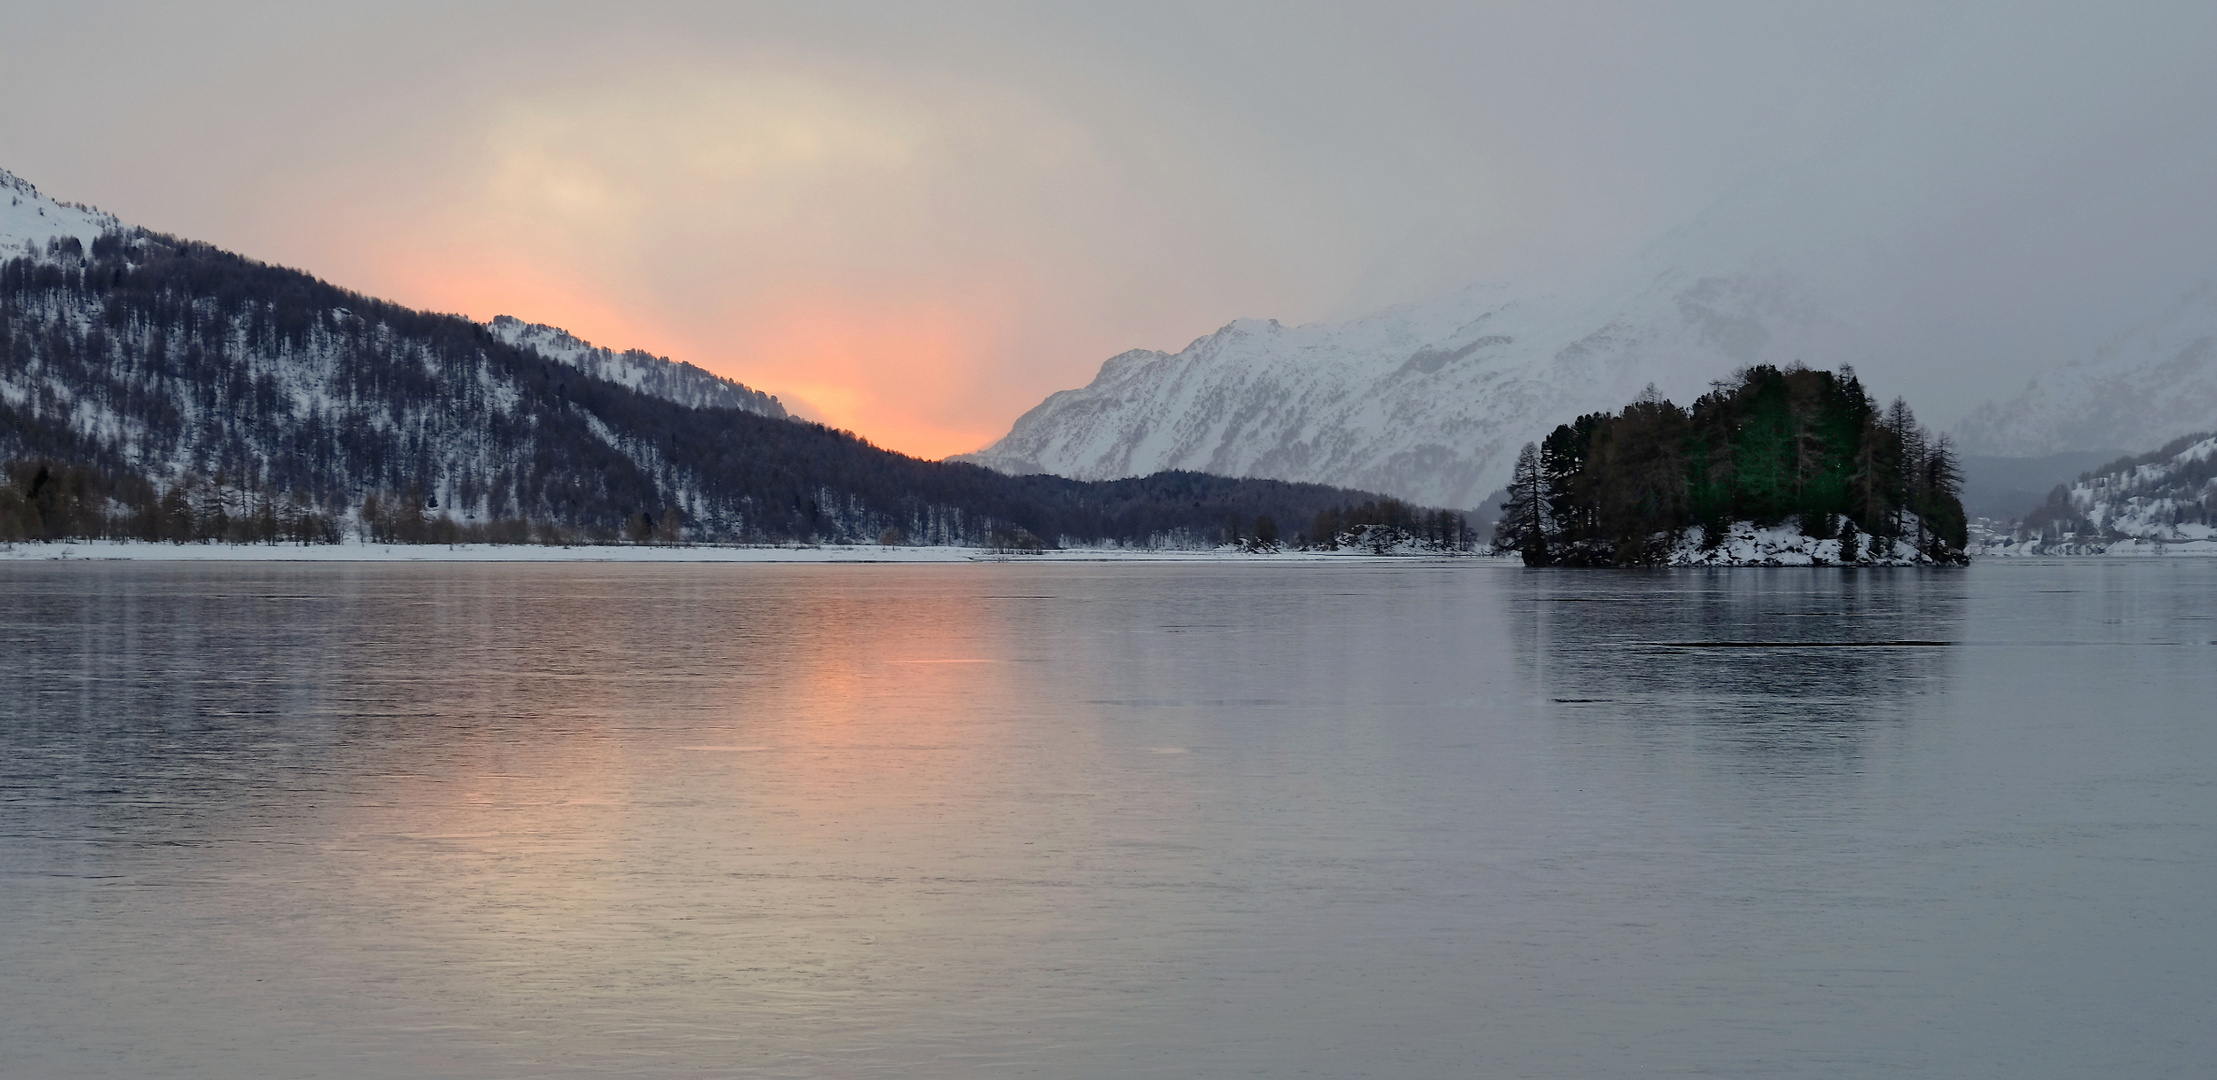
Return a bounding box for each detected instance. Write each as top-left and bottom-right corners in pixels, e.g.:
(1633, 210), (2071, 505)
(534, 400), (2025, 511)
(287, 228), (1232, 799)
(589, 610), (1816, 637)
(1955, 284), (2217, 457)
(1980, 432), (2217, 555)
(0, 166), (851, 537)
(6, 168), (787, 422)
(1, 166), (1401, 547)
(485, 316), (785, 418)
(957, 256), (1852, 509)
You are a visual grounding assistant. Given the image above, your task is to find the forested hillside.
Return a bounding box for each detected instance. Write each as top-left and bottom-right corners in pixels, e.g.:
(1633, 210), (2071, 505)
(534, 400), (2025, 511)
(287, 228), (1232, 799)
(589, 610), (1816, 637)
(0, 228), (1443, 548)
(1987, 431), (2217, 554)
(1493, 365), (1967, 565)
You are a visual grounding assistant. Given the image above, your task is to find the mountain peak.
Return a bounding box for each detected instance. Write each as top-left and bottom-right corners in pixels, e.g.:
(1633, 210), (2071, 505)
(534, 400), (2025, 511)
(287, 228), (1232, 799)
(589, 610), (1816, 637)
(1954, 284), (2217, 456)
(0, 166), (121, 257)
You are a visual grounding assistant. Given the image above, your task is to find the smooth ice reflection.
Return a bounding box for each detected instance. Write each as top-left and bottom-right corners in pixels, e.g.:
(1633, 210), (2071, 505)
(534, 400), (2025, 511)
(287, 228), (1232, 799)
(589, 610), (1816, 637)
(1, 560), (2211, 1078)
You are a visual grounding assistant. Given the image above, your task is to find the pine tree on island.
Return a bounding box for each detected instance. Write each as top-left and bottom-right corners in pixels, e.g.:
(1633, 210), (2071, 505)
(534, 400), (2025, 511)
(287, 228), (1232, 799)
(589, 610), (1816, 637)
(1492, 365), (1968, 566)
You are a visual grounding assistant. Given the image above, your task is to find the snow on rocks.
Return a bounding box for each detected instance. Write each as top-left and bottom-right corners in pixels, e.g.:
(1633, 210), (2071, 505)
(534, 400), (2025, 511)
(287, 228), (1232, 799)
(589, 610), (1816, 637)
(1667, 522), (1939, 567)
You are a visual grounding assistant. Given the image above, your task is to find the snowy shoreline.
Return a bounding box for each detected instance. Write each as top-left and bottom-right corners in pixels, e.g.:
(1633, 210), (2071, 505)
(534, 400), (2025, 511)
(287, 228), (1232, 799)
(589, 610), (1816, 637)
(1973, 536), (2217, 557)
(0, 539), (1495, 565)
(10, 536), (2203, 565)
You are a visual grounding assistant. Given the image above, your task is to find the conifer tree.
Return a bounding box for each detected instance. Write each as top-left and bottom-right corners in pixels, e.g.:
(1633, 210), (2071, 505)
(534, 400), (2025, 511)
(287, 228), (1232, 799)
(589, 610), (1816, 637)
(1494, 442), (1551, 564)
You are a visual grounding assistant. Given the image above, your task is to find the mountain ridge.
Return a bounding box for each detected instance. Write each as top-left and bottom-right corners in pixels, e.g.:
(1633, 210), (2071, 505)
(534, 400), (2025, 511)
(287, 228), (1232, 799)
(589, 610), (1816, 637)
(955, 255), (1858, 508)
(485, 315), (787, 418)
(0, 166), (1434, 548)
(5, 167), (792, 423)
(1954, 283), (2217, 456)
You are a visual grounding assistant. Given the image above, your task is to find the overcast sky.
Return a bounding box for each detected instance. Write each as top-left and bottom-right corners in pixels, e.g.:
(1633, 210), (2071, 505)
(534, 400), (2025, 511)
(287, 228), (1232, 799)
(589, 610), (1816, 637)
(5, 2), (2214, 456)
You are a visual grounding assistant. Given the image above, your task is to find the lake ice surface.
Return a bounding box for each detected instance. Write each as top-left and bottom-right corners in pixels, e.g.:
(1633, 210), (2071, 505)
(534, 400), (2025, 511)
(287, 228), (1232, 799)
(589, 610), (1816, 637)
(1, 560), (2211, 1078)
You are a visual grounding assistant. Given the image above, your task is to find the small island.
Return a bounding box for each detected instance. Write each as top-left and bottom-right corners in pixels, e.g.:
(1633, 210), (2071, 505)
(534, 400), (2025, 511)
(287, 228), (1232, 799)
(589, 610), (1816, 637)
(1493, 365), (1967, 566)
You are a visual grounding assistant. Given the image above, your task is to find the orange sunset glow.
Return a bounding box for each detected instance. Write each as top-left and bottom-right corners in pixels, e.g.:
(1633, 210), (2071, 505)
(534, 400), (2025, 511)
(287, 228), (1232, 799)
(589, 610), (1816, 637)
(376, 240), (1018, 457)
(735, 294), (1018, 455)
(224, 60), (1337, 461)
(376, 254), (1026, 456)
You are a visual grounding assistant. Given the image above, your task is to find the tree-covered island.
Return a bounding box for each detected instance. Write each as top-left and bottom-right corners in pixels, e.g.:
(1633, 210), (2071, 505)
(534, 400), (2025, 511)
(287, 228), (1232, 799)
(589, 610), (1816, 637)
(1493, 365), (1967, 566)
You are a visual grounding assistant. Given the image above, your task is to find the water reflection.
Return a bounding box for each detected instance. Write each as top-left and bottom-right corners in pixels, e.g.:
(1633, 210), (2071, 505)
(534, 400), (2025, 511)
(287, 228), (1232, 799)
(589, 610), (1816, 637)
(1, 564), (1243, 1077)
(2, 560), (2210, 1080)
(1509, 568), (1964, 754)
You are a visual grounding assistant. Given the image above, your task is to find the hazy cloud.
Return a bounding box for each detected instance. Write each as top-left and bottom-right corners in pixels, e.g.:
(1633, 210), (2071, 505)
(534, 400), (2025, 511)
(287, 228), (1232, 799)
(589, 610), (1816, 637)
(5, 1), (2213, 450)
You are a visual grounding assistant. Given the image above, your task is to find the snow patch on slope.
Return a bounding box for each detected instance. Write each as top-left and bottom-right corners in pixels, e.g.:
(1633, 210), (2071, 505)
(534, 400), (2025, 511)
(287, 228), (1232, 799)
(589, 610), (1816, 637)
(486, 315), (787, 418)
(0, 169), (118, 257)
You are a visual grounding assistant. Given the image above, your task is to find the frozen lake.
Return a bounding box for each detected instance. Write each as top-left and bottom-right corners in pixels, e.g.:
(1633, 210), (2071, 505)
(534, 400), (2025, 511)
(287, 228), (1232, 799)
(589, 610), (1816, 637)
(2, 560), (2211, 1078)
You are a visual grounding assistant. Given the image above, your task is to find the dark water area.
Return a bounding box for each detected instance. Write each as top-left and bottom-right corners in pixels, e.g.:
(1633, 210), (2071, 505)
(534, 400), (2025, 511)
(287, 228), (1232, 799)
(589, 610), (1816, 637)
(2, 560), (2211, 1078)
